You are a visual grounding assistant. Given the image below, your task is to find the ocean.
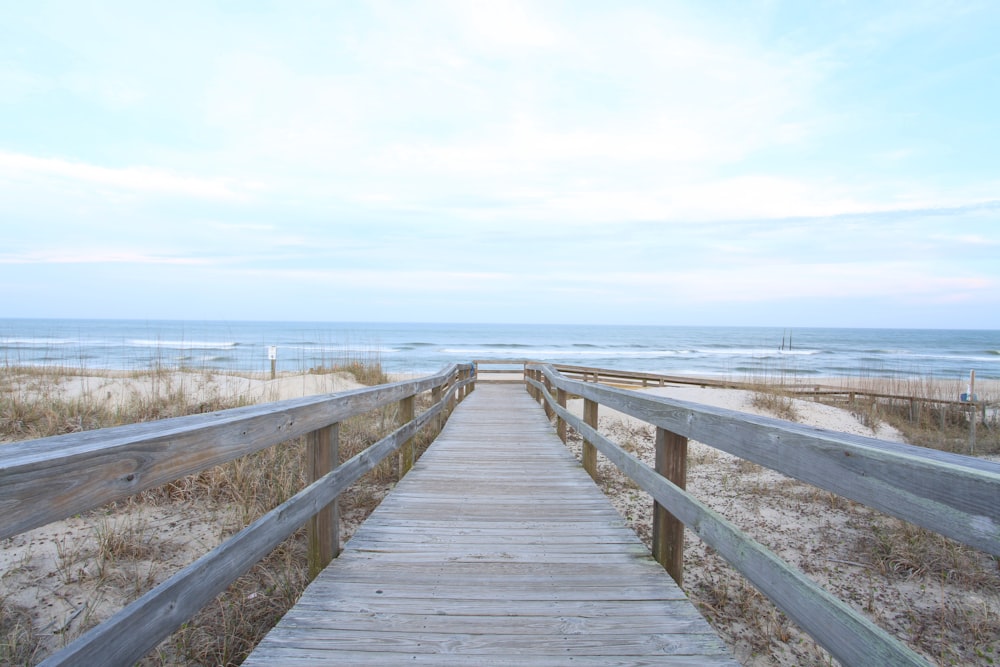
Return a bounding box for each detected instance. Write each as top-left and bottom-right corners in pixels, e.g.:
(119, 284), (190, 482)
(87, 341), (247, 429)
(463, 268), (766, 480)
(1, 319), (998, 381)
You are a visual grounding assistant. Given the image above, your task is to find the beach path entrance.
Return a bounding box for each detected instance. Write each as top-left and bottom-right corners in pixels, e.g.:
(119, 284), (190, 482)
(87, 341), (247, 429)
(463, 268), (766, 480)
(243, 382), (735, 666)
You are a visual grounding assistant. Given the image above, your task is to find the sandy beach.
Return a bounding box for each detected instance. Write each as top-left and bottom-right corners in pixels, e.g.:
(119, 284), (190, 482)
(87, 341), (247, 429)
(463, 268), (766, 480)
(2, 368), (998, 665)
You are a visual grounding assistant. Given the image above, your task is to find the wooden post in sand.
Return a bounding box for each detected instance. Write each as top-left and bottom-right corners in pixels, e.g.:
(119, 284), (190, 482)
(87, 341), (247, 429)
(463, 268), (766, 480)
(307, 423), (340, 579)
(653, 427), (687, 586)
(399, 395), (415, 476)
(431, 385), (443, 436)
(268, 346), (277, 380)
(583, 399), (598, 481)
(557, 388), (567, 442)
(969, 370), (977, 455)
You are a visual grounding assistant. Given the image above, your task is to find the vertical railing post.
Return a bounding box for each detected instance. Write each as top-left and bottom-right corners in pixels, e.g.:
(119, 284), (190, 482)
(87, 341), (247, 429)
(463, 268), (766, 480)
(557, 388), (567, 442)
(583, 399), (598, 480)
(543, 375), (554, 419)
(448, 373), (458, 415)
(398, 394), (415, 477)
(431, 384), (443, 436)
(307, 423), (340, 580)
(653, 426), (687, 586)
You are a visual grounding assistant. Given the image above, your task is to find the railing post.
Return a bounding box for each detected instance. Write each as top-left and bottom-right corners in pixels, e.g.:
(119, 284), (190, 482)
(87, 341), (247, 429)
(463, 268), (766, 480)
(557, 388), (567, 442)
(583, 399), (598, 480)
(431, 385), (443, 436)
(398, 395), (415, 477)
(543, 375), (554, 419)
(460, 367), (470, 401)
(653, 426), (687, 586)
(307, 423), (340, 580)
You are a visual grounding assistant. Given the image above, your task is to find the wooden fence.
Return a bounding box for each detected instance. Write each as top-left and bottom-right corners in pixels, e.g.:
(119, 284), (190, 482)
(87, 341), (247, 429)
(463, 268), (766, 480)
(525, 362), (1000, 667)
(0, 363), (475, 667)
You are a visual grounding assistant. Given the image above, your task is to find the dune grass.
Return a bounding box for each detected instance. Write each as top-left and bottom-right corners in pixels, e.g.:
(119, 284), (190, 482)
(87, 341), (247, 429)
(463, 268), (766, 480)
(0, 360), (422, 666)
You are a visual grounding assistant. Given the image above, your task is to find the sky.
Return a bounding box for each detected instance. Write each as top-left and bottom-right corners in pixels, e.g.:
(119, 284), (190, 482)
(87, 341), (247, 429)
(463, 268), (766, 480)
(2, 1), (999, 329)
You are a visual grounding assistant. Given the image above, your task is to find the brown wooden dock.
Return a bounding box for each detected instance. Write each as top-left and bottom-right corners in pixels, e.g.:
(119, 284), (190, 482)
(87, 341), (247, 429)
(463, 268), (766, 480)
(243, 383), (735, 665)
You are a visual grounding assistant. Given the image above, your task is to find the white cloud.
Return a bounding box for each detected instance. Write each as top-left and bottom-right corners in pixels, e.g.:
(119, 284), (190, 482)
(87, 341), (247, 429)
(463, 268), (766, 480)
(0, 151), (248, 200)
(0, 249), (208, 265)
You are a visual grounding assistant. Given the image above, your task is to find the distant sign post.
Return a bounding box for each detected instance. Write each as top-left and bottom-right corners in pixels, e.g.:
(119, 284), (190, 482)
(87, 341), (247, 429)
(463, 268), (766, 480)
(963, 370), (977, 455)
(268, 346), (278, 380)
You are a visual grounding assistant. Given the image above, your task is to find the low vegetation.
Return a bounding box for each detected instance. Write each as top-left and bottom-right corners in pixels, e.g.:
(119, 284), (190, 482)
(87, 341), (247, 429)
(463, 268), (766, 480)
(563, 375), (999, 666)
(4, 364), (997, 666)
(0, 360), (425, 666)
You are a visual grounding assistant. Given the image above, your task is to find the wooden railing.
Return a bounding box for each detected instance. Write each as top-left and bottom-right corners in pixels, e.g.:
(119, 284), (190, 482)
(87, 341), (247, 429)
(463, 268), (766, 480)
(525, 362), (1000, 667)
(0, 363), (475, 667)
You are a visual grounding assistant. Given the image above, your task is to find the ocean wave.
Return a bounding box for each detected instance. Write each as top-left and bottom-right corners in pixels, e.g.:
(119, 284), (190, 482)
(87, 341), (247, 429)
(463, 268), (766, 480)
(128, 339), (239, 350)
(282, 344), (402, 354)
(1, 337), (81, 346)
(694, 347), (821, 357)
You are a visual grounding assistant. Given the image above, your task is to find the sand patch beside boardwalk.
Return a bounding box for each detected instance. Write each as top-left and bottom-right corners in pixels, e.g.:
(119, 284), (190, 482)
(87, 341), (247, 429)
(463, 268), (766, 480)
(565, 385), (999, 666)
(30, 369), (368, 407)
(3, 371), (998, 665)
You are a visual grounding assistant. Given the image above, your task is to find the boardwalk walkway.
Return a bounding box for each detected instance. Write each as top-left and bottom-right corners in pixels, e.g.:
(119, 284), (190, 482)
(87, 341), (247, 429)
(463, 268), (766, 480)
(243, 383), (736, 666)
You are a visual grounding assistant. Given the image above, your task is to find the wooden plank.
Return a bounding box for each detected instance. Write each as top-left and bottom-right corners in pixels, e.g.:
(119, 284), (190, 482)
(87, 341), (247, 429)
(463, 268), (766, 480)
(35, 383), (460, 667)
(307, 423), (339, 578)
(535, 372), (931, 667)
(536, 365), (1000, 558)
(245, 650), (734, 666)
(0, 365), (469, 540)
(244, 384), (735, 666)
(653, 426), (687, 585)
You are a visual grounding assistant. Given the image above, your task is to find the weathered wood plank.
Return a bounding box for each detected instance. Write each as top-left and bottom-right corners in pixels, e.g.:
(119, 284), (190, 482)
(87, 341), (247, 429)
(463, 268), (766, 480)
(531, 369), (931, 667)
(534, 365), (1000, 557)
(243, 384), (735, 666)
(0, 366), (468, 540)
(35, 379), (466, 667)
(244, 650), (735, 666)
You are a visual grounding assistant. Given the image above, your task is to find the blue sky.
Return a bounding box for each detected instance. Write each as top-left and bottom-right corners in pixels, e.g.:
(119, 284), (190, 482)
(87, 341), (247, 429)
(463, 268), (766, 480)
(2, 1), (999, 328)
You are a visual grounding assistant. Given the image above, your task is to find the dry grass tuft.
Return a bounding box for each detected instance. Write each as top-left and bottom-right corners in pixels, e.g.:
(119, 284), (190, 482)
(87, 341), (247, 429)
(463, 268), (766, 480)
(2, 359), (412, 666)
(308, 349), (391, 387)
(560, 379), (1000, 666)
(861, 518), (999, 590)
(0, 598), (40, 666)
(750, 388), (800, 422)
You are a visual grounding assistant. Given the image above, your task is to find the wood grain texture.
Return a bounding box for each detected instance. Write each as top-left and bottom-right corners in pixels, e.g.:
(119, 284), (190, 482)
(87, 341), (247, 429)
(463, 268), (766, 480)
(531, 364), (1000, 558)
(653, 426), (687, 586)
(308, 423), (340, 579)
(35, 377), (471, 667)
(530, 368), (931, 667)
(0, 365), (470, 540)
(243, 384), (735, 666)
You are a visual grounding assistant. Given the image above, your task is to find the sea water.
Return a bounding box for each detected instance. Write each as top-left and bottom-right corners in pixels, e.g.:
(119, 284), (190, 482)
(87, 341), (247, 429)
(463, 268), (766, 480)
(0, 319), (997, 380)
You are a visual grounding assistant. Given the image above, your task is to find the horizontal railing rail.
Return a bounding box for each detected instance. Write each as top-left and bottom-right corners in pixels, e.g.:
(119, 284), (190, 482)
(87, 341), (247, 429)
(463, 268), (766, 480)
(1, 363), (476, 667)
(526, 362), (1000, 667)
(551, 362), (997, 411)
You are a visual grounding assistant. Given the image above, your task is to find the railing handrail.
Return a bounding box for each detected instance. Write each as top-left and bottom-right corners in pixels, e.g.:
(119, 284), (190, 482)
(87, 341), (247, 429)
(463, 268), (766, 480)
(550, 362), (997, 408)
(2, 363), (476, 667)
(1, 364), (471, 540)
(525, 362), (1000, 667)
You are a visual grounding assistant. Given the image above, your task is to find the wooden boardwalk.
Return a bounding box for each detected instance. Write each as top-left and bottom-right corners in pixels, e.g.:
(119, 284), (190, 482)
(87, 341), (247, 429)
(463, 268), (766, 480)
(243, 383), (736, 666)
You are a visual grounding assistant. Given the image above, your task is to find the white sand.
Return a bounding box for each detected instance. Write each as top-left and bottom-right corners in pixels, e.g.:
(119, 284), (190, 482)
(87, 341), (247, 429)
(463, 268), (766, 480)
(564, 384), (997, 666)
(4, 372), (997, 665)
(40, 369), (368, 406)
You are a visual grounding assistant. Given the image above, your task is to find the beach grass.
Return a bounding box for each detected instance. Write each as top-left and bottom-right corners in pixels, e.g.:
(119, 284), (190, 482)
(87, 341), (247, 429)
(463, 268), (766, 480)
(0, 360), (405, 666)
(4, 362), (998, 665)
